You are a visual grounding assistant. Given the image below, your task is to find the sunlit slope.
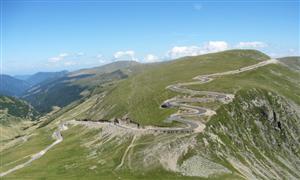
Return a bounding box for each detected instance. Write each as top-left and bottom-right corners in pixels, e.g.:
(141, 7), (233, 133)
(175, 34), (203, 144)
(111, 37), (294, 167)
(78, 49), (269, 125)
(187, 64), (300, 105)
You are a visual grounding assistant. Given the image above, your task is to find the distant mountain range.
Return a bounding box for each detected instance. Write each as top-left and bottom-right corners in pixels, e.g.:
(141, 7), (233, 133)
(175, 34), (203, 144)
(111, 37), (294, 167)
(22, 61), (140, 113)
(0, 71), (68, 97)
(1, 61), (140, 113)
(15, 71), (68, 86)
(0, 74), (30, 96)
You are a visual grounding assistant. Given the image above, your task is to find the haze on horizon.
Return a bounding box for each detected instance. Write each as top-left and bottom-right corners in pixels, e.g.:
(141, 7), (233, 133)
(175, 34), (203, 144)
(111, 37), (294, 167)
(1, 0), (299, 75)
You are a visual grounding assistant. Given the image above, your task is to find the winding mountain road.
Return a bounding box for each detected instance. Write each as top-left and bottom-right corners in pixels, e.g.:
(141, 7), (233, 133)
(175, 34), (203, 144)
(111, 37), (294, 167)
(0, 59), (277, 177)
(156, 59), (278, 133)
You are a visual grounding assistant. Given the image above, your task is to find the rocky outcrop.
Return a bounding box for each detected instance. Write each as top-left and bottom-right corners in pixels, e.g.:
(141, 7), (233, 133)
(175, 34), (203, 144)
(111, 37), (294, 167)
(192, 88), (300, 179)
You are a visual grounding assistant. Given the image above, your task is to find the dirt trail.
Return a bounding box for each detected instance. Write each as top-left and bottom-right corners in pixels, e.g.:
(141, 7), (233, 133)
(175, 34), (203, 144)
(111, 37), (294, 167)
(0, 123), (68, 177)
(115, 135), (137, 170)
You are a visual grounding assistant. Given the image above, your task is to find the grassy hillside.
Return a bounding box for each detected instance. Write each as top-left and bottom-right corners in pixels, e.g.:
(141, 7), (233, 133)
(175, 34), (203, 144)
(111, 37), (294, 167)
(0, 96), (38, 121)
(278, 56), (300, 72)
(0, 96), (39, 141)
(73, 49), (270, 125)
(70, 60), (141, 77)
(23, 61), (141, 113)
(194, 88), (300, 179)
(187, 64), (300, 105)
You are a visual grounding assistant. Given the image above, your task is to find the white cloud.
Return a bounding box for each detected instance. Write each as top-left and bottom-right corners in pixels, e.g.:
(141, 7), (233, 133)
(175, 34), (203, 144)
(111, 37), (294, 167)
(114, 50), (138, 61)
(96, 54), (108, 64)
(48, 53), (69, 63)
(205, 41), (229, 52)
(143, 54), (160, 63)
(166, 41), (229, 59)
(236, 41), (267, 48)
(167, 46), (202, 59)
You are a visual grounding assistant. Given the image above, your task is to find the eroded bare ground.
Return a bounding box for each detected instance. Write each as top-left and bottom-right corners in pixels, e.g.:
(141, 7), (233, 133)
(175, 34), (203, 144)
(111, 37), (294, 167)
(1, 59), (282, 178)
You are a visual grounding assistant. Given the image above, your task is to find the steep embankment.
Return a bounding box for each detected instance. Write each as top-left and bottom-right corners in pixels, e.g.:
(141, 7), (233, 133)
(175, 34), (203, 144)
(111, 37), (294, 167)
(194, 89), (300, 179)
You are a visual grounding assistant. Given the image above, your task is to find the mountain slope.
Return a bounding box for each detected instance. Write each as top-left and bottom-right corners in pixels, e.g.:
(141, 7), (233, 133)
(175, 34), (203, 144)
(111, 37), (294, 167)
(14, 75), (31, 81)
(70, 60), (140, 77)
(22, 61), (141, 113)
(197, 88), (300, 179)
(25, 71), (68, 86)
(0, 75), (30, 96)
(0, 96), (39, 141)
(0, 96), (38, 120)
(70, 49), (270, 125)
(1, 50), (299, 179)
(278, 56), (300, 72)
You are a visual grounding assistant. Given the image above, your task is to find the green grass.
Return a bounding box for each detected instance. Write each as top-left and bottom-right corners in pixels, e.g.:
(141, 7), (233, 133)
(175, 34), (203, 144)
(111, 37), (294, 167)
(2, 125), (222, 180)
(196, 88), (300, 179)
(188, 64), (300, 105)
(0, 95), (39, 121)
(85, 50), (269, 125)
(278, 56), (300, 72)
(0, 128), (53, 172)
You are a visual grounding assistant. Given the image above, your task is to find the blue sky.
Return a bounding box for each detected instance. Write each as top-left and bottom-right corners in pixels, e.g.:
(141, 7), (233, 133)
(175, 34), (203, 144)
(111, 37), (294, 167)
(1, 0), (299, 75)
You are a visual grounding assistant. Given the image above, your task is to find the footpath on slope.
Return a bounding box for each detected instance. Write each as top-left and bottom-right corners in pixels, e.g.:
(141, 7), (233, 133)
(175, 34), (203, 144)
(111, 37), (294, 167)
(0, 59), (277, 177)
(0, 123), (68, 177)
